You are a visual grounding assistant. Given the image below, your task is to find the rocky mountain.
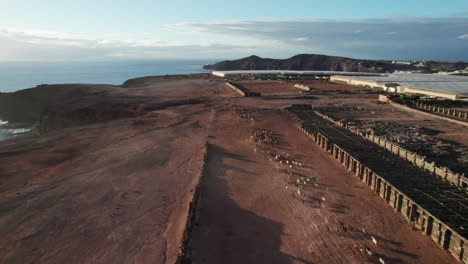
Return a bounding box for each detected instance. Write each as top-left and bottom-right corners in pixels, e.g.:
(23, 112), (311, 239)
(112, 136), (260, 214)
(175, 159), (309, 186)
(203, 54), (468, 73)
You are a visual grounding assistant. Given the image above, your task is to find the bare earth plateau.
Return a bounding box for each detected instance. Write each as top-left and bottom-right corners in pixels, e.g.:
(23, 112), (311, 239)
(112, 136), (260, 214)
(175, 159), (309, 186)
(0, 74), (464, 264)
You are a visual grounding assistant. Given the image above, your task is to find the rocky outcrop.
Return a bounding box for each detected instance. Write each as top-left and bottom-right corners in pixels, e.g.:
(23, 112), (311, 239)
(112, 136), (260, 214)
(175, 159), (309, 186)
(0, 84), (112, 123)
(0, 76), (213, 134)
(204, 54), (468, 72)
(39, 100), (140, 133)
(0, 83), (147, 133)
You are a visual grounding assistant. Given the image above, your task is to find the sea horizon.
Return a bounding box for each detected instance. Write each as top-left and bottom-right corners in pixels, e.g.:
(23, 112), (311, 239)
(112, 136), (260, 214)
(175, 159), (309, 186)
(0, 59), (216, 93)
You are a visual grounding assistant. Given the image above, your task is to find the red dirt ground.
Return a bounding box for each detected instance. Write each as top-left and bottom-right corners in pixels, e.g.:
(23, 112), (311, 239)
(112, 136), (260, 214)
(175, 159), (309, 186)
(0, 77), (463, 263)
(186, 107), (454, 264)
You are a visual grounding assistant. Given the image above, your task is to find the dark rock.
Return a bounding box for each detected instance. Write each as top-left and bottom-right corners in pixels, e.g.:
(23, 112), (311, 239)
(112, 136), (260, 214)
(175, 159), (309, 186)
(204, 54), (468, 73)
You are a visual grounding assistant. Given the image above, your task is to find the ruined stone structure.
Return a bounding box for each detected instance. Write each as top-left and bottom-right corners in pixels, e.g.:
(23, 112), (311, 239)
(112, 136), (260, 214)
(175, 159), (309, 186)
(289, 105), (468, 263)
(314, 110), (467, 188)
(389, 101), (468, 127)
(226, 82), (261, 97)
(294, 84), (311, 91)
(413, 101), (468, 121)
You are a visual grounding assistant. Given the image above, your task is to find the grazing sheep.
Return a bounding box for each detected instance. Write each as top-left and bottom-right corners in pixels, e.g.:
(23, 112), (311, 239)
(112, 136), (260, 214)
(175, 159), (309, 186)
(379, 257), (385, 264)
(365, 247), (372, 256)
(306, 175), (317, 183)
(371, 236), (377, 246)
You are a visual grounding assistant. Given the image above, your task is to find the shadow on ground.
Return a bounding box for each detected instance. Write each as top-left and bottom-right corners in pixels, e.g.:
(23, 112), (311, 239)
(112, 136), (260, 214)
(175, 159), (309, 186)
(187, 144), (314, 264)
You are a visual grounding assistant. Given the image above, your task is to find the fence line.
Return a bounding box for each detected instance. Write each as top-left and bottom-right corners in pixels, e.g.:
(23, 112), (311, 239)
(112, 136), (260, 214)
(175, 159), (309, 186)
(413, 101), (468, 120)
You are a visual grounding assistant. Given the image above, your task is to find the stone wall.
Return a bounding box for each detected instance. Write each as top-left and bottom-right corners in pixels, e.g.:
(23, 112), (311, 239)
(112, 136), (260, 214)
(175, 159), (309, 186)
(414, 101), (468, 120)
(297, 124), (467, 263)
(226, 82), (261, 97)
(176, 143), (209, 263)
(293, 84), (311, 91)
(330, 76), (387, 89)
(389, 101), (468, 127)
(314, 110), (468, 190)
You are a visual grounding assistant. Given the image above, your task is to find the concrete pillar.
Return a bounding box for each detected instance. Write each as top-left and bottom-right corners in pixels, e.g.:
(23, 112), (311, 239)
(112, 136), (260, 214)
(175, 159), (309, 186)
(425, 215), (435, 237)
(447, 234), (466, 262)
(367, 171), (373, 186)
(410, 204), (422, 228)
(402, 200), (411, 220)
(385, 185), (392, 202)
(461, 238), (467, 264)
(420, 213), (427, 232)
(358, 163), (364, 179)
(435, 223), (444, 246)
(391, 191), (398, 209)
(396, 193), (403, 213)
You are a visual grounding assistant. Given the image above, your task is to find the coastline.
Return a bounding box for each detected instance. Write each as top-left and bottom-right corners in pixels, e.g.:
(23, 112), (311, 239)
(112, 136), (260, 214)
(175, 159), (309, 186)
(0, 120), (37, 141)
(0, 73), (213, 142)
(0, 59), (214, 142)
(0, 60), (214, 93)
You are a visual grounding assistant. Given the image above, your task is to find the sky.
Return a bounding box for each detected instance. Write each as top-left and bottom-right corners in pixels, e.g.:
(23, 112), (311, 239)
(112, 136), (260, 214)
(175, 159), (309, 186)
(0, 0), (467, 61)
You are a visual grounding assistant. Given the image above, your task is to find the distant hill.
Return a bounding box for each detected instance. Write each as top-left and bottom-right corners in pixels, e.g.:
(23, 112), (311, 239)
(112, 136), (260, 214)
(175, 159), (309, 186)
(203, 54), (468, 73)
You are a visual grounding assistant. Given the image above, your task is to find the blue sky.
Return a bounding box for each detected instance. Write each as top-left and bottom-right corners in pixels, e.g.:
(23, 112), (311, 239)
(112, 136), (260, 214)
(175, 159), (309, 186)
(0, 0), (467, 61)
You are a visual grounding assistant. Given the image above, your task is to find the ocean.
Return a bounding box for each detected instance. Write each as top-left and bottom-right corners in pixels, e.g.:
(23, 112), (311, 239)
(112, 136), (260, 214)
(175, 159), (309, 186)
(0, 60), (215, 141)
(0, 60), (214, 92)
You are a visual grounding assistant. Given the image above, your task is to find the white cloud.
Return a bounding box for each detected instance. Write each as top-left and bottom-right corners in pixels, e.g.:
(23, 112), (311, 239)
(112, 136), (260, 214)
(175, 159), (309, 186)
(0, 28), (72, 39)
(0, 27), (259, 60)
(169, 17), (468, 60)
(1, 17), (467, 61)
(292, 37), (309, 41)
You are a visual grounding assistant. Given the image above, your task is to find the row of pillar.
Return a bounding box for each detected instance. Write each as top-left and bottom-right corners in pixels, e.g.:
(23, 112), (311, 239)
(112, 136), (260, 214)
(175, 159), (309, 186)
(415, 102), (468, 119)
(313, 132), (467, 263)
